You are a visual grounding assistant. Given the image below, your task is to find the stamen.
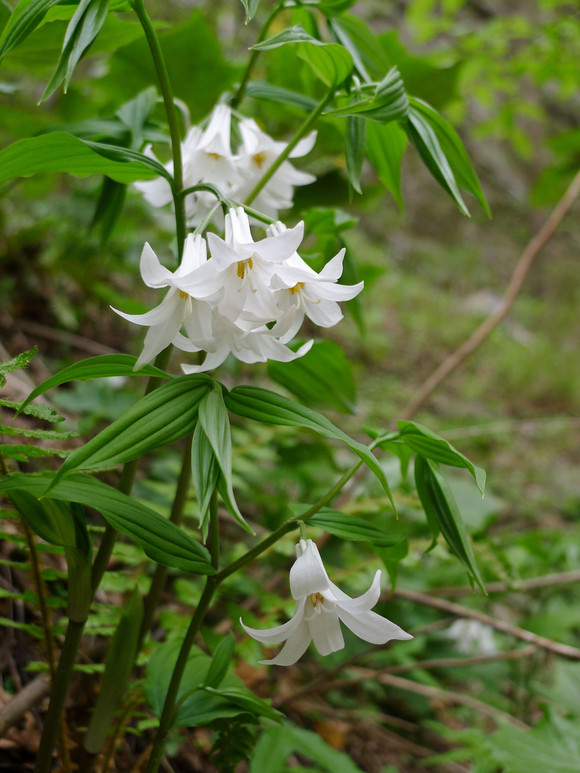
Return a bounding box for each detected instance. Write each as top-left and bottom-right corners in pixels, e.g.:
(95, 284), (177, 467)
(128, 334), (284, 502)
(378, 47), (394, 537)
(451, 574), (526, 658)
(288, 282), (305, 296)
(236, 257), (254, 279)
(252, 151), (267, 168)
(178, 290), (190, 299)
(206, 152), (222, 160)
(310, 592), (324, 607)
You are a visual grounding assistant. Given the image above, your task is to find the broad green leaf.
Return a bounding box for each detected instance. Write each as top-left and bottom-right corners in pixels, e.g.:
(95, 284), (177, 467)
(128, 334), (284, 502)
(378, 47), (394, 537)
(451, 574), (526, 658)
(318, 0), (357, 14)
(0, 346), (37, 387)
(414, 456), (485, 591)
(405, 105), (470, 216)
(203, 634), (235, 689)
(254, 25), (353, 88)
(0, 472), (215, 574)
(64, 540), (92, 621)
(0, 0), (65, 61)
(191, 422), (219, 537)
(198, 385), (250, 532)
(202, 686), (281, 721)
(328, 13), (389, 82)
(19, 354), (172, 416)
(0, 132), (167, 187)
(244, 81), (318, 112)
(9, 489), (86, 548)
(239, 0), (260, 24)
(47, 374), (211, 491)
(365, 120), (407, 208)
(307, 508), (398, 547)
(376, 538), (408, 590)
(90, 175), (126, 249)
(325, 67), (409, 123)
(345, 114), (366, 193)
(267, 340), (356, 414)
(115, 86), (157, 150)
(84, 588), (143, 753)
(224, 386), (395, 512)
(397, 420), (486, 495)
(42, 0), (109, 100)
(409, 97), (490, 216)
(489, 713), (580, 773)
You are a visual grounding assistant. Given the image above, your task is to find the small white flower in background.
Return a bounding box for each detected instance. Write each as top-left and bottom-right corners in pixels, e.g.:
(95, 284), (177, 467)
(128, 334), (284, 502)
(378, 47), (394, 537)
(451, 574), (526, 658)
(444, 619), (497, 656)
(134, 103), (317, 225)
(241, 539), (412, 666)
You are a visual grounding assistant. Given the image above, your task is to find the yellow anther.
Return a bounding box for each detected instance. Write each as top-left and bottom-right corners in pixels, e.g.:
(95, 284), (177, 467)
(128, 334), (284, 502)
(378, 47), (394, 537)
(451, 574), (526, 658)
(288, 282), (305, 295)
(252, 151), (267, 168)
(310, 592), (324, 607)
(206, 152), (222, 160)
(236, 257), (254, 279)
(178, 290), (190, 299)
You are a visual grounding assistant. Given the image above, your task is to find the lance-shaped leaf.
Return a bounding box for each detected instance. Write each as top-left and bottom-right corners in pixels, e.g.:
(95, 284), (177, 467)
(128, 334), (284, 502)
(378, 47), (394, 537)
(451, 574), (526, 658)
(245, 81), (318, 112)
(0, 0), (65, 61)
(0, 473), (215, 574)
(198, 385), (251, 533)
(306, 508), (398, 547)
(191, 422), (219, 538)
(253, 25), (353, 88)
(84, 588), (143, 754)
(9, 489), (88, 549)
(203, 633), (235, 689)
(42, 0), (110, 100)
(239, 0), (260, 24)
(414, 456), (485, 592)
(397, 420), (486, 495)
(404, 104), (469, 216)
(19, 354), (171, 416)
(345, 114), (366, 194)
(325, 67), (409, 123)
(224, 386), (395, 512)
(366, 120), (407, 208)
(46, 375), (211, 491)
(0, 132), (169, 187)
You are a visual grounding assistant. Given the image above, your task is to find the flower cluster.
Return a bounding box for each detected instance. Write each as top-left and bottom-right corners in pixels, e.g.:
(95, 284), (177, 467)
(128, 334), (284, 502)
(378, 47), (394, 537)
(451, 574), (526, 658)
(241, 539), (412, 666)
(113, 208), (363, 372)
(135, 104), (316, 225)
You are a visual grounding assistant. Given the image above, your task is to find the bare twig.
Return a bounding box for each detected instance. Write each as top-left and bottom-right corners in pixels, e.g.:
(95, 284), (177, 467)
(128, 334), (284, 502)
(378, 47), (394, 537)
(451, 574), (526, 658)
(18, 319), (118, 356)
(380, 645), (537, 675)
(0, 675), (50, 738)
(400, 167), (580, 419)
(429, 570), (580, 597)
(392, 587), (580, 660)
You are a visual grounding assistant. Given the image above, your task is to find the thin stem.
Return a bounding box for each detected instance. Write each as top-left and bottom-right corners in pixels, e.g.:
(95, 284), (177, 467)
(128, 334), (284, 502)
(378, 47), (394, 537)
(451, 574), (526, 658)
(243, 88), (335, 206)
(230, 1), (285, 109)
(131, 0), (186, 260)
(34, 621), (85, 773)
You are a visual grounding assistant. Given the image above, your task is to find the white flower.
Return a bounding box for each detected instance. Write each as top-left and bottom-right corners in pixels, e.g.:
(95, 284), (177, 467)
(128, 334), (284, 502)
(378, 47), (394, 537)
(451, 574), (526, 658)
(241, 539), (412, 666)
(111, 234), (217, 370)
(444, 619), (497, 656)
(235, 120), (317, 219)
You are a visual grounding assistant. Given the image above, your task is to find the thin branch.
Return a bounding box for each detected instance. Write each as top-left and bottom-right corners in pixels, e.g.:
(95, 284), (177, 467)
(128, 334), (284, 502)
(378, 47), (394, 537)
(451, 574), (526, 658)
(391, 587), (580, 661)
(0, 674), (50, 738)
(380, 645), (537, 675)
(429, 570), (580, 597)
(400, 167), (580, 419)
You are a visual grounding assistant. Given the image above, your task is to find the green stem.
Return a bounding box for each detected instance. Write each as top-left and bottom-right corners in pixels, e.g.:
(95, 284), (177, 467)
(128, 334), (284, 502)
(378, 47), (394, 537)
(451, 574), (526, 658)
(243, 88), (335, 206)
(131, 0), (186, 260)
(145, 495), (220, 773)
(231, 1), (286, 109)
(140, 438), (193, 641)
(34, 621), (85, 773)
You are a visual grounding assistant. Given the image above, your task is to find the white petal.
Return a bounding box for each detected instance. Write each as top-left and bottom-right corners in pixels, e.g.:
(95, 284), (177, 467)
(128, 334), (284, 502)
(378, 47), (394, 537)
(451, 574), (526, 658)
(140, 243), (173, 289)
(318, 249), (346, 282)
(307, 602), (345, 656)
(134, 177), (173, 208)
(240, 597), (307, 645)
(176, 233), (207, 277)
(259, 617), (311, 667)
(289, 130), (317, 158)
(337, 606), (413, 645)
(304, 299), (343, 329)
(134, 302), (182, 369)
(326, 570), (382, 613)
(313, 280), (364, 302)
(289, 539), (331, 600)
(253, 221), (304, 263)
(111, 290), (178, 327)
(172, 332), (201, 353)
(225, 207), (254, 248)
(180, 348), (229, 373)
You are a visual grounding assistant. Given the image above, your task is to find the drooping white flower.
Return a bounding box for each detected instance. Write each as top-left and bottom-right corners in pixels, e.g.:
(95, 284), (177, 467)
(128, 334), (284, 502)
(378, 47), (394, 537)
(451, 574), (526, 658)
(235, 120), (317, 219)
(241, 539), (412, 666)
(111, 234), (218, 370)
(444, 619), (497, 656)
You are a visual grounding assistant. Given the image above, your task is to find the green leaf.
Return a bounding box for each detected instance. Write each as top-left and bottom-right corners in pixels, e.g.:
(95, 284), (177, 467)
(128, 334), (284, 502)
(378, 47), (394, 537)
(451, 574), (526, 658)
(115, 86), (158, 150)
(0, 472), (215, 574)
(0, 399), (63, 423)
(328, 13), (389, 82)
(0, 0), (65, 61)
(203, 633), (235, 689)
(267, 340), (356, 414)
(397, 420), (486, 495)
(254, 25), (353, 88)
(489, 713), (580, 773)
(0, 132), (168, 187)
(84, 587), (143, 754)
(318, 0), (357, 14)
(224, 386), (395, 512)
(198, 384), (250, 533)
(414, 456), (485, 592)
(365, 120), (407, 208)
(244, 81), (318, 112)
(46, 374), (211, 491)
(409, 98), (490, 216)
(42, 0), (109, 100)
(345, 114), (366, 193)
(239, 0), (260, 24)
(325, 67), (409, 123)
(376, 538), (408, 590)
(90, 175), (126, 249)
(19, 354), (172, 416)
(191, 422), (219, 538)
(307, 508), (398, 547)
(203, 686), (281, 722)
(9, 489), (86, 548)
(404, 105), (470, 216)
(0, 346), (37, 387)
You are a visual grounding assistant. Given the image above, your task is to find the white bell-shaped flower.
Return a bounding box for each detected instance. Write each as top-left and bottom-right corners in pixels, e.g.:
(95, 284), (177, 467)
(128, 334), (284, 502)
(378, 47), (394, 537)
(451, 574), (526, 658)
(241, 539), (412, 666)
